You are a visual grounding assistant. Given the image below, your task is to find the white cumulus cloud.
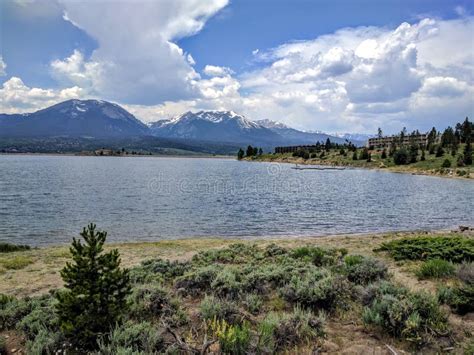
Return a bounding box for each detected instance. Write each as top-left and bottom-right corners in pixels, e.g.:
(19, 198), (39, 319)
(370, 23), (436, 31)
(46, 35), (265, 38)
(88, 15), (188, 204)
(51, 0), (228, 105)
(0, 77), (84, 114)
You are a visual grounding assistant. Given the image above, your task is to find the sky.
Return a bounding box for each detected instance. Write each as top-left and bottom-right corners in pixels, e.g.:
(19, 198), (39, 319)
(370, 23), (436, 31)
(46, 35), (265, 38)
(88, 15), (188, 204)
(1, 0), (473, 134)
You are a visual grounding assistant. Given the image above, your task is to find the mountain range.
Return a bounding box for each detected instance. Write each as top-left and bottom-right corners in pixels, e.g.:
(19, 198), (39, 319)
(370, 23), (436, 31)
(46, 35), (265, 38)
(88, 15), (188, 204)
(0, 100), (367, 152)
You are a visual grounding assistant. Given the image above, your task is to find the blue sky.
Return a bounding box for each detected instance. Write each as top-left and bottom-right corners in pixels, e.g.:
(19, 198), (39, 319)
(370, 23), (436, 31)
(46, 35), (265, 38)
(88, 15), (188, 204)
(179, 0), (473, 72)
(1, 0), (473, 133)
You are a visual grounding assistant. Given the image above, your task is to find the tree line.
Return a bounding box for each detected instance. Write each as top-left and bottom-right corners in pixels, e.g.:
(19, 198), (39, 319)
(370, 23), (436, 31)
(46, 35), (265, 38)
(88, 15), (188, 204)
(237, 145), (263, 160)
(378, 117), (472, 166)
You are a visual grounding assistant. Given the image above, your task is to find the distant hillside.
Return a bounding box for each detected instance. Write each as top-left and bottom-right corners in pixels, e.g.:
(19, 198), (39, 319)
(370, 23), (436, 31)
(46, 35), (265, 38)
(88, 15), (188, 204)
(0, 136), (241, 156)
(0, 99), (150, 138)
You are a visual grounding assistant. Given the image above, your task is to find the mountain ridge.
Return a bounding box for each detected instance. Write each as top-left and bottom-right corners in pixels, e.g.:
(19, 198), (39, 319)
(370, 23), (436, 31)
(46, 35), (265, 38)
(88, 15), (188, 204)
(0, 100), (368, 147)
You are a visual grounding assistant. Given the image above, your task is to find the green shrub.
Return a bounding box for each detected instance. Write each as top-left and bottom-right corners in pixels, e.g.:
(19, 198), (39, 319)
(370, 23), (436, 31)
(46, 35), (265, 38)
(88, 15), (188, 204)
(264, 243), (287, 257)
(129, 285), (171, 318)
(241, 260), (313, 293)
(25, 327), (62, 355)
(344, 255), (388, 284)
(416, 259), (455, 279)
(363, 283), (448, 346)
(438, 284), (474, 315)
(138, 258), (190, 280)
(456, 262), (474, 284)
(0, 242), (31, 253)
(211, 266), (244, 299)
(441, 159), (452, 168)
(393, 148), (409, 165)
(281, 270), (352, 311)
(199, 295), (240, 324)
(0, 294), (14, 307)
(241, 293), (263, 315)
(290, 246), (346, 266)
(376, 236), (474, 263)
(175, 264), (220, 295)
(208, 318), (251, 355)
(192, 243), (261, 265)
(0, 297), (35, 330)
(98, 321), (163, 354)
(257, 307), (325, 352)
(56, 224), (131, 350)
(17, 296), (58, 339)
(0, 335), (6, 355)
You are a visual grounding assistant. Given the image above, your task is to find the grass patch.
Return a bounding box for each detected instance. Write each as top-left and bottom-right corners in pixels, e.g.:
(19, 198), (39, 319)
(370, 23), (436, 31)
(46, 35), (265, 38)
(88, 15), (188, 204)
(0, 256), (34, 270)
(376, 236), (474, 263)
(0, 242), (31, 253)
(416, 259), (455, 279)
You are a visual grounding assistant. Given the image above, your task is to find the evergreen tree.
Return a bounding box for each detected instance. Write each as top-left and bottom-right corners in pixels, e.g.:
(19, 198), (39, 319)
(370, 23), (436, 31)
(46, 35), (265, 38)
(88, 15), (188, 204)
(258, 148), (263, 156)
(435, 145), (445, 157)
(237, 148), (244, 160)
(325, 138), (332, 151)
(381, 149), (387, 159)
(441, 159), (451, 168)
(56, 224), (131, 349)
(246, 145), (254, 157)
(441, 127), (455, 147)
(366, 153), (372, 162)
(359, 147), (369, 160)
(420, 149), (426, 161)
(429, 144), (435, 155)
(463, 141), (472, 165)
(460, 117), (473, 143)
(427, 127), (437, 151)
(393, 148), (409, 165)
(399, 127), (407, 145)
(408, 143), (418, 163)
(377, 127), (383, 139)
(352, 151), (358, 160)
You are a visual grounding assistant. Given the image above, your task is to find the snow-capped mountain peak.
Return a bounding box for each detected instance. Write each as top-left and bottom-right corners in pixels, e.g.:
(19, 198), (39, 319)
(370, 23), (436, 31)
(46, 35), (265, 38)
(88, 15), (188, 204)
(255, 119), (290, 130)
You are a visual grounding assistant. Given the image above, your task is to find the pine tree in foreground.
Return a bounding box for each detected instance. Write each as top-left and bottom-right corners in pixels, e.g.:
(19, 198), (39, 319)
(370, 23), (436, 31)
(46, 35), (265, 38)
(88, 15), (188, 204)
(56, 224), (131, 349)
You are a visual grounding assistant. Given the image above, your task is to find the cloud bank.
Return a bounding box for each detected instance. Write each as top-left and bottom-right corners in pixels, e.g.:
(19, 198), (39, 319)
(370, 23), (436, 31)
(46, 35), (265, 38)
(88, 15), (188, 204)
(1, 1), (473, 134)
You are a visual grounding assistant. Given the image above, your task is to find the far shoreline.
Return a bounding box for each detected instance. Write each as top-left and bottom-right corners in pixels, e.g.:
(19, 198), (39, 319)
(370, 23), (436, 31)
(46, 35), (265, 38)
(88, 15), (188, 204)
(0, 152), (235, 159)
(243, 155), (474, 180)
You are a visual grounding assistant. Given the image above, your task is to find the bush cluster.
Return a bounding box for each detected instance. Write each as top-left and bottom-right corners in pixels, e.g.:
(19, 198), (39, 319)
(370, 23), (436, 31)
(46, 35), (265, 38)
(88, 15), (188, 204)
(363, 282), (449, 346)
(377, 236), (474, 263)
(3, 227), (463, 354)
(0, 242), (31, 253)
(416, 259), (455, 279)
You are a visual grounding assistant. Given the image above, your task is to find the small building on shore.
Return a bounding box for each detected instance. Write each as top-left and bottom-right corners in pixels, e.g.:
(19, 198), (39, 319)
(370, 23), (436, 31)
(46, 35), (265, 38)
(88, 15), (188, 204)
(274, 145), (322, 154)
(367, 132), (429, 149)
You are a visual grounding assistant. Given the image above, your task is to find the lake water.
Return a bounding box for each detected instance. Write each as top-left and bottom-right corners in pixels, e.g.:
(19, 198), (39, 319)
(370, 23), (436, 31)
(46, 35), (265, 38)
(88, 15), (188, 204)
(0, 155), (472, 246)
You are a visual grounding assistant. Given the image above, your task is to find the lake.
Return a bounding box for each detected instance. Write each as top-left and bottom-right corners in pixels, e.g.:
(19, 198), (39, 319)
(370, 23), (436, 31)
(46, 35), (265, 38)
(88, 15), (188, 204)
(0, 155), (472, 246)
